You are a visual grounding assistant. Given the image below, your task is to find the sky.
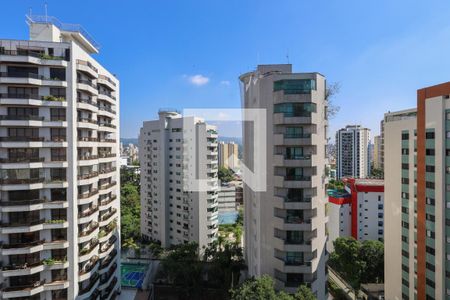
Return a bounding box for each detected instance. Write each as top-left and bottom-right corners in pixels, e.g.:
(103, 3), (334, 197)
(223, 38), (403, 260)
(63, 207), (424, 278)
(2, 0), (450, 139)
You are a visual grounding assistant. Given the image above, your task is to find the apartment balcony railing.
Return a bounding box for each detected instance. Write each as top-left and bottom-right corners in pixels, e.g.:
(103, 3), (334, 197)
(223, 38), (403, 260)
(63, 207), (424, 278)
(284, 197), (312, 203)
(77, 79), (97, 89)
(0, 49), (65, 60)
(78, 154), (98, 160)
(78, 97), (97, 106)
(98, 91), (116, 100)
(1, 218), (46, 227)
(50, 136), (66, 142)
(0, 136), (44, 142)
(100, 195), (117, 206)
(0, 239), (45, 249)
(100, 236), (117, 254)
(78, 189), (99, 199)
(99, 182), (117, 190)
(0, 72), (64, 81)
(98, 122), (116, 129)
(99, 168), (116, 175)
(100, 277), (118, 300)
(78, 118), (98, 124)
(284, 175), (311, 181)
(2, 280), (46, 292)
(0, 157), (44, 163)
(79, 239), (99, 256)
(79, 256), (99, 275)
(2, 260), (43, 271)
(50, 116), (66, 122)
(98, 153), (116, 158)
(100, 209), (117, 222)
(79, 273), (99, 295)
(0, 178), (45, 185)
(78, 172), (99, 180)
(98, 139), (116, 143)
(284, 155), (312, 160)
(284, 133), (312, 139)
(0, 198), (65, 206)
(79, 223), (99, 237)
(78, 206), (99, 218)
(0, 115), (45, 121)
(99, 249), (117, 270)
(76, 59), (98, 73)
(78, 137), (98, 142)
(51, 155), (67, 162)
(98, 106), (116, 114)
(98, 74), (116, 87)
(100, 263), (117, 284)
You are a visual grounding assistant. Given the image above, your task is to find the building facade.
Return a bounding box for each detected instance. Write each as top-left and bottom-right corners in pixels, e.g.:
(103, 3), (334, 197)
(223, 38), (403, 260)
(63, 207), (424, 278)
(218, 141), (239, 170)
(240, 64), (328, 298)
(139, 111), (219, 248)
(0, 15), (120, 300)
(336, 125), (370, 179)
(327, 178), (384, 250)
(385, 82), (450, 300)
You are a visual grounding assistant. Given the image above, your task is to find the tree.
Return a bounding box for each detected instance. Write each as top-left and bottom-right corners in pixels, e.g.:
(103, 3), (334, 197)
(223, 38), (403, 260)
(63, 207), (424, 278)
(370, 167), (384, 179)
(230, 276), (316, 300)
(329, 237), (384, 289)
(325, 82), (341, 120)
(120, 168), (141, 243)
(218, 167), (234, 182)
(293, 285), (317, 300)
(359, 240), (384, 283)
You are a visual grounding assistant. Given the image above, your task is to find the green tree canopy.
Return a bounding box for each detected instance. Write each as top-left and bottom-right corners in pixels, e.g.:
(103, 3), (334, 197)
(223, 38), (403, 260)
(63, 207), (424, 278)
(219, 167), (235, 182)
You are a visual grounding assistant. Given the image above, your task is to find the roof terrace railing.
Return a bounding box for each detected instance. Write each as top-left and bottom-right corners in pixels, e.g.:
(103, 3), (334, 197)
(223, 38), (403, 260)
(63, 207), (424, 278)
(26, 14), (100, 50)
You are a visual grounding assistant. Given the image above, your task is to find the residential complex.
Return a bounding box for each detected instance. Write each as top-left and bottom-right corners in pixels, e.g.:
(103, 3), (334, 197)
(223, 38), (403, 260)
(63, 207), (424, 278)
(240, 64), (328, 298)
(218, 141), (239, 170)
(139, 111), (219, 248)
(217, 181), (242, 213)
(327, 178), (384, 250)
(385, 82), (450, 300)
(336, 125), (370, 179)
(0, 15), (120, 300)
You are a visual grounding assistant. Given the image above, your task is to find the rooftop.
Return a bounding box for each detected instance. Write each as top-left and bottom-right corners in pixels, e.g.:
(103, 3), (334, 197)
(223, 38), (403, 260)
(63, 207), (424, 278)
(26, 14), (100, 52)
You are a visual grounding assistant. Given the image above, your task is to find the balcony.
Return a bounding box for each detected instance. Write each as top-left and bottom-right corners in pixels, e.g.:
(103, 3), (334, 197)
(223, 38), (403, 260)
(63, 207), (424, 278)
(79, 256), (100, 281)
(99, 181), (117, 191)
(98, 74), (116, 89)
(98, 139), (116, 143)
(0, 93), (66, 106)
(0, 198), (67, 212)
(79, 222), (99, 238)
(0, 72), (66, 87)
(79, 239), (99, 261)
(77, 98), (98, 111)
(78, 273), (100, 297)
(100, 277), (118, 300)
(100, 235), (117, 255)
(98, 91), (116, 103)
(77, 59), (98, 78)
(2, 260), (45, 277)
(77, 79), (98, 95)
(100, 263), (117, 286)
(78, 189), (99, 200)
(78, 118), (98, 129)
(78, 206), (99, 224)
(0, 114), (44, 122)
(99, 168), (116, 178)
(78, 172), (99, 180)
(99, 209), (117, 226)
(99, 249), (117, 270)
(98, 106), (116, 115)
(0, 157), (44, 164)
(78, 154), (99, 161)
(100, 195), (117, 207)
(1, 279), (46, 298)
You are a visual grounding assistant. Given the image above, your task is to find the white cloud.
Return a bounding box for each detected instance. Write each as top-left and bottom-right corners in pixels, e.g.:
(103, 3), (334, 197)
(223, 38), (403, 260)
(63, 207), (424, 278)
(185, 74), (210, 86)
(220, 80), (230, 86)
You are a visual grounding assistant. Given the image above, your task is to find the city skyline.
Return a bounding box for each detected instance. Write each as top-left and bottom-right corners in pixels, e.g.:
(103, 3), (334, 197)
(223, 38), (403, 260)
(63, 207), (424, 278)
(2, 1), (450, 138)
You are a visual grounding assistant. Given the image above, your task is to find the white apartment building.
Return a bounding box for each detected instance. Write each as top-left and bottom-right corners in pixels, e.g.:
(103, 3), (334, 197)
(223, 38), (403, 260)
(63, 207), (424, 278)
(218, 184), (239, 213)
(218, 141), (239, 170)
(327, 178), (384, 251)
(0, 15), (120, 300)
(139, 111), (219, 248)
(385, 82), (450, 300)
(336, 125), (370, 179)
(240, 64), (328, 298)
(373, 135), (381, 170)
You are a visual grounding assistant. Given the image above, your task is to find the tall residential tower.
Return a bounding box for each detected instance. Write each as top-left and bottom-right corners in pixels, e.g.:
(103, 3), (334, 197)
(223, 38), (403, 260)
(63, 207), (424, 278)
(385, 82), (450, 300)
(139, 111), (219, 248)
(0, 16), (120, 299)
(240, 64), (328, 299)
(336, 125), (370, 179)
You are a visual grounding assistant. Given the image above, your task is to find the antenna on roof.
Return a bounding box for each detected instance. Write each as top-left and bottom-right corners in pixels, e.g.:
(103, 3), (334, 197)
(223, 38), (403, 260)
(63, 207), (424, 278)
(286, 49), (290, 64)
(44, 2), (48, 22)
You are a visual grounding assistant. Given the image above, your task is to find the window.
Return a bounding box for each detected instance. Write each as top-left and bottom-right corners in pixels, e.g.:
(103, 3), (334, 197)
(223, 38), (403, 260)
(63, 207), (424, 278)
(285, 127), (304, 138)
(9, 127), (38, 138)
(426, 246), (435, 255)
(402, 163), (409, 170)
(426, 165), (435, 172)
(8, 107), (38, 117)
(285, 147), (304, 159)
(273, 79), (316, 94)
(8, 148), (38, 161)
(50, 108), (66, 121)
(426, 181), (435, 189)
(274, 102), (316, 117)
(402, 148), (409, 155)
(426, 132), (435, 139)
(51, 128), (66, 141)
(50, 88), (66, 98)
(50, 68), (66, 80)
(8, 86), (38, 97)
(402, 178), (409, 184)
(51, 148), (66, 161)
(426, 149), (435, 156)
(402, 133), (409, 140)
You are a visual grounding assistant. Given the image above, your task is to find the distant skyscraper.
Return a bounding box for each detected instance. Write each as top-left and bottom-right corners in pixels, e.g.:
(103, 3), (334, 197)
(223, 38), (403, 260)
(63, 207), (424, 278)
(336, 125), (370, 179)
(240, 64), (328, 299)
(385, 82), (450, 300)
(373, 135), (382, 170)
(139, 111), (219, 248)
(0, 15), (120, 299)
(218, 141), (239, 170)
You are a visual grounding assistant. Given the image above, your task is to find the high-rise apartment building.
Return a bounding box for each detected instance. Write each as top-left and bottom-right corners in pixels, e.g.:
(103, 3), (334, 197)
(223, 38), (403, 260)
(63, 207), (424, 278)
(139, 111), (219, 248)
(385, 82), (450, 300)
(373, 135), (381, 170)
(0, 16), (120, 299)
(218, 141), (239, 170)
(336, 125), (370, 179)
(240, 64), (328, 299)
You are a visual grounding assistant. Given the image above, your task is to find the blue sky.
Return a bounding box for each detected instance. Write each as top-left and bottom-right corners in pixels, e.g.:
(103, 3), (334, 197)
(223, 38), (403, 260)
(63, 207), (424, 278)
(2, 1), (450, 138)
